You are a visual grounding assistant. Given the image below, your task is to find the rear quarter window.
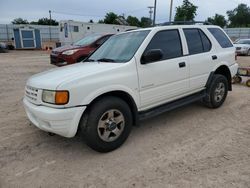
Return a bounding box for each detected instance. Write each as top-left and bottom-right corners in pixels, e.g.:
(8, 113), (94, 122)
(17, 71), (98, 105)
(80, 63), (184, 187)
(183, 28), (211, 55)
(208, 28), (233, 48)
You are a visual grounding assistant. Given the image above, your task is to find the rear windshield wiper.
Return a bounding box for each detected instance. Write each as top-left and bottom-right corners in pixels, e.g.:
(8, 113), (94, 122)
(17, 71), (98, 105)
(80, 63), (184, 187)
(97, 58), (115, 62)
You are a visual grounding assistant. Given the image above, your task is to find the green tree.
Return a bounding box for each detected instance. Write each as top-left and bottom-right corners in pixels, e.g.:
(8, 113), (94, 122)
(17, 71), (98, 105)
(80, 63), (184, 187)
(174, 0), (198, 21)
(102, 12), (120, 25)
(140, 17), (152, 28)
(36, 18), (58, 26)
(126, 16), (141, 27)
(11, 18), (29, 24)
(206, 14), (227, 28)
(227, 4), (250, 27)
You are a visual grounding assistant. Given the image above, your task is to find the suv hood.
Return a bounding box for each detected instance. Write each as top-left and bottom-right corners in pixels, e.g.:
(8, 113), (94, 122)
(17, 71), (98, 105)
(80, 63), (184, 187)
(27, 62), (122, 90)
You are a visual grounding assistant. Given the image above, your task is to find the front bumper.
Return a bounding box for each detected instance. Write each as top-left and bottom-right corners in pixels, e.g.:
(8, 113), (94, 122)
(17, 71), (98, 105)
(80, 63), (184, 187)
(23, 98), (86, 138)
(50, 54), (67, 66)
(50, 54), (76, 66)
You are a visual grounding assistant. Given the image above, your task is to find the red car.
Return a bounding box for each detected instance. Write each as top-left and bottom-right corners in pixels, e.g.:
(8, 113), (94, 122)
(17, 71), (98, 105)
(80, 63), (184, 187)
(50, 34), (113, 66)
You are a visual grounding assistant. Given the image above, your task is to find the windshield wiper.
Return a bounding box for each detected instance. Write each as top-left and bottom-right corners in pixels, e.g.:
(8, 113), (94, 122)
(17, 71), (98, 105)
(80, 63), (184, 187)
(97, 58), (115, 62)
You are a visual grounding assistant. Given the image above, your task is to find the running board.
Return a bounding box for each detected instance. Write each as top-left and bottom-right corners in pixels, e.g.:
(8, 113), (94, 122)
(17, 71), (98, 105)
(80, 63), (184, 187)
(139, 91), (206, 121)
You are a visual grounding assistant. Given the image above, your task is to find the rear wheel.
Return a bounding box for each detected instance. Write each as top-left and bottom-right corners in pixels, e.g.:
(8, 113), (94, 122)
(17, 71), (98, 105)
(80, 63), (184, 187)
(247, 49), (250, 56)
(80, 96), (132, 152)
(203, 74), (228, 108)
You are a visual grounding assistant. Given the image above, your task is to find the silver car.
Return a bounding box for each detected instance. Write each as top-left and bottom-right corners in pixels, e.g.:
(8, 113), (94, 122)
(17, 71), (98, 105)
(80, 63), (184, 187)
(234, 39), (250, 56)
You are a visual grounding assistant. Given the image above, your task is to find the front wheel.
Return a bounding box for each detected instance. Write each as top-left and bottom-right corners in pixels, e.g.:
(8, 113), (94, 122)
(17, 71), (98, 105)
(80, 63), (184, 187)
(80, 96), (133, 152)
(203, 74), (228, 108)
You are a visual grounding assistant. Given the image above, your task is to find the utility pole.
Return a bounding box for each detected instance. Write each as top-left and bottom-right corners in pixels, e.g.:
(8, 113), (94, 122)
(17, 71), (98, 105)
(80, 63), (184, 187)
(148, 6), (154, 25)
(169, 0), (174, 22)
(49, 10), (52, 42)
(153, 0), (157, 26)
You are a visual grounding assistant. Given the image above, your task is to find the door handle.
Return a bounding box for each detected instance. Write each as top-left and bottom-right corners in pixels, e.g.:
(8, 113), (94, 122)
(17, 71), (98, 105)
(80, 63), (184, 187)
(212, 55), (217, 60)
(179, 62), (186, 68)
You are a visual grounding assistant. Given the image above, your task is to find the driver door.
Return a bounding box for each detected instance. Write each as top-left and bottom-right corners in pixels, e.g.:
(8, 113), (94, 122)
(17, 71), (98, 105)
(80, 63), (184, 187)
(137, 29), (190, 110)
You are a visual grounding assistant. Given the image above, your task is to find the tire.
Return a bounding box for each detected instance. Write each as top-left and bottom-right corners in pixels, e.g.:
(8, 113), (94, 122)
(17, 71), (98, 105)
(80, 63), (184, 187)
(80, 96), (133, 152)
(247, 49), (250, 56)
(203, 74), (228, 108)
(246, 79), (250, 87)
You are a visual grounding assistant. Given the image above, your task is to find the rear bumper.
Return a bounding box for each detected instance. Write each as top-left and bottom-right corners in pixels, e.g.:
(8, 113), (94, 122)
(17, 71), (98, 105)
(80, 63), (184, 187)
(23, 98), (86, 138)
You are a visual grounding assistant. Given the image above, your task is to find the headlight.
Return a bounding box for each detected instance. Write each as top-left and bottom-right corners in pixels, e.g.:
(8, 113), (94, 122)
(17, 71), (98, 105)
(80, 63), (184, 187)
(62, 49), (79, 55)
(42, 90), (69, 105)
(242, 46), (249, 50)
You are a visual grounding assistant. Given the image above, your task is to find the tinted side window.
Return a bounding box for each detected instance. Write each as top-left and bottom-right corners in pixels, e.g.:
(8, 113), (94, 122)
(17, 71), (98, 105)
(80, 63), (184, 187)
(145, 30), (182, 60)
(199, 30), (212, 52)
(208, 28), (233, 48)
(184, 29), (204, 55)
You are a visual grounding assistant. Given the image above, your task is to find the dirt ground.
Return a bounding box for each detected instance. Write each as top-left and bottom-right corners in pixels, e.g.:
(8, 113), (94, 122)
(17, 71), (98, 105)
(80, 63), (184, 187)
(0, 51), (249, 188)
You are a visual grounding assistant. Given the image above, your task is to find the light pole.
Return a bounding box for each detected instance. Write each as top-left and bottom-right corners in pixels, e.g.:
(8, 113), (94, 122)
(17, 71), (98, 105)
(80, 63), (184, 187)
(49, 10), (52, 42)
(148, 6), (154, 25)
(169, 0), (174, 22)
(153, 0), (157, 26)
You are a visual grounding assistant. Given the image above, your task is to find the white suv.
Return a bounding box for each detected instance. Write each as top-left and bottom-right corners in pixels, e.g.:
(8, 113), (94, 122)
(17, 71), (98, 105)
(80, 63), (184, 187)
(23, 25), (238, 152)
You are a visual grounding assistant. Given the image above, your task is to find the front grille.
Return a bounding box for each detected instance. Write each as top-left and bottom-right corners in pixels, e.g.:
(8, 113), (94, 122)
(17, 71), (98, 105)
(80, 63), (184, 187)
(236, 47), (241, 50)
(50, 55), (64, 64)
(25, 86), (39, 103)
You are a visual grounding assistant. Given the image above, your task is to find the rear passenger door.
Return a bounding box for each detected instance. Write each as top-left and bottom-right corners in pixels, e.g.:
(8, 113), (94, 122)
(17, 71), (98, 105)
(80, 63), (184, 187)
(137, 29), (189, 110)
(183, 28), (214, 91)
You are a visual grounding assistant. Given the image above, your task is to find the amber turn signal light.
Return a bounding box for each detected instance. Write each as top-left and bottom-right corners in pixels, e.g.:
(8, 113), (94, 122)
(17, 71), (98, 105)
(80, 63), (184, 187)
(55, 91), (69, 105)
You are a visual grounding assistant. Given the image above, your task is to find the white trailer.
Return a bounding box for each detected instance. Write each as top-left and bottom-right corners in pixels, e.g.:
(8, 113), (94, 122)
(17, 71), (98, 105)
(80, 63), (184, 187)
(59, 20), (137, 45)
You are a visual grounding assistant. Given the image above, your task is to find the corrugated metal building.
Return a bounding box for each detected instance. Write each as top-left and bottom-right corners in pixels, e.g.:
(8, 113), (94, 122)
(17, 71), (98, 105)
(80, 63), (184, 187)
(224, 28), (250, 40)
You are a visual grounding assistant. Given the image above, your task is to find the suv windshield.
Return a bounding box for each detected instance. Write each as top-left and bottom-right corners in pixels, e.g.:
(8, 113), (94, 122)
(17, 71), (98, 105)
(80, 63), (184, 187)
(235, 39), (250, 45)
(74, 34), (102, 46)
(87, 30), (150, 63)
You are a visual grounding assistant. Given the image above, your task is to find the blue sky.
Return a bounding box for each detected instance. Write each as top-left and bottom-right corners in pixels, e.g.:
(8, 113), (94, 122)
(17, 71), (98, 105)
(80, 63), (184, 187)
(0, 0), (249, 24)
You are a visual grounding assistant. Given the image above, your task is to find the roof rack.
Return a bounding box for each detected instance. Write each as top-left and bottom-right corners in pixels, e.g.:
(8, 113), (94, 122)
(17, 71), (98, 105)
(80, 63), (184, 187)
(160, 21), (212, 26)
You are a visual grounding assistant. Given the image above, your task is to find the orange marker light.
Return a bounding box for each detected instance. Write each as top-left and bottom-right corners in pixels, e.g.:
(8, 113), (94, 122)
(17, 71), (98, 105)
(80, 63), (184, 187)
(55, 91), (69, 105)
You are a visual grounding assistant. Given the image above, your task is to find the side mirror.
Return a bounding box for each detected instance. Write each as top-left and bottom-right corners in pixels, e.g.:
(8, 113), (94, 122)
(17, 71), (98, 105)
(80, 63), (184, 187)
(141, 49), (163, 64)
